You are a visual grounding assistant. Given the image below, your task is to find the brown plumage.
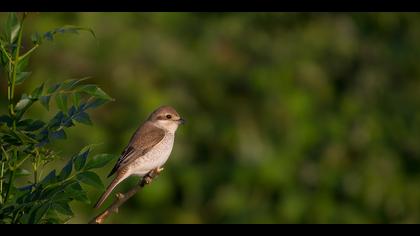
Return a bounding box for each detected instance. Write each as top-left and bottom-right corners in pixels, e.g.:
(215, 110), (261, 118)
(94, 105), (184, 209)
(107, 122), (166, 177)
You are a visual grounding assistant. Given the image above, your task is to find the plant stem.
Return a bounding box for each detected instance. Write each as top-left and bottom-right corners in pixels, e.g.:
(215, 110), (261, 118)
(33, 169), (38, 185)
(9, 21), (24, 117)
(20, 44), (39, 62)
(4, 15), (25, 204)
(0, 43), (12, 62)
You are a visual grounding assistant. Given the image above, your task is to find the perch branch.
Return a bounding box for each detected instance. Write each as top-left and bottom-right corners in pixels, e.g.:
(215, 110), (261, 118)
(89, 167), (163, 224)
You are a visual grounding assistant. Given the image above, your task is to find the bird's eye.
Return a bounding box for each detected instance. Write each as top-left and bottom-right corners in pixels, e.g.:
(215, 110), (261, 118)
(166, 114), (172, 119)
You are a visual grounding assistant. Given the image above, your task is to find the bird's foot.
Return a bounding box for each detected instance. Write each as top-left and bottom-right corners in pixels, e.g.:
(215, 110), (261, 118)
(156, 167), (164, 174)
(141, 167), (164, 186)
(143, 175), (153, 185)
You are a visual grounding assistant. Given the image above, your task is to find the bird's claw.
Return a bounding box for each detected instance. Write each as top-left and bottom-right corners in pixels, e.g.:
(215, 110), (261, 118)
(156, 167), (164, 174)
(143, 175), (153, 185)
(141, 167), (164, 186)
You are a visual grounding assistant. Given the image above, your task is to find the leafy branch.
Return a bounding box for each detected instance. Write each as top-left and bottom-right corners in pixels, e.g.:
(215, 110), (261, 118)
(0, 12), (115, 224)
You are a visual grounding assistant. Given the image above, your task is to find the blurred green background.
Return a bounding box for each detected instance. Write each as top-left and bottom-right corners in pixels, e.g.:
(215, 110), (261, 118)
(1, 12), (420, 223)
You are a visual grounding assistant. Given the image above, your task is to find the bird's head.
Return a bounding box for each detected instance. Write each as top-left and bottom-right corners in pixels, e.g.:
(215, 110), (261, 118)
(148, 105), (185, 133)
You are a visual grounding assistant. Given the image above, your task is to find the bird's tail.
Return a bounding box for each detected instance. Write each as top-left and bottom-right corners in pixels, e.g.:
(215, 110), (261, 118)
(94, 174), (125, 209)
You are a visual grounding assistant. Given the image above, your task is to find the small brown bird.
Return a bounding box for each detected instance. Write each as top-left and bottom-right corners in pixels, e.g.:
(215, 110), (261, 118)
(94, 105), (185, 208)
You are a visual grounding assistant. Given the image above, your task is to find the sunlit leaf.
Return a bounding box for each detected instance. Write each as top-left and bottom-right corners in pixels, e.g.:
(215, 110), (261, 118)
(15, 168), (31, 177)
(6, 12), (20, 44)
(15, 98), (31, 111)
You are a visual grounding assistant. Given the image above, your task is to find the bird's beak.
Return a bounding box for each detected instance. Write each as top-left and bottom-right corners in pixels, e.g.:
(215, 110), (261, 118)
(178, 118), (186, 125)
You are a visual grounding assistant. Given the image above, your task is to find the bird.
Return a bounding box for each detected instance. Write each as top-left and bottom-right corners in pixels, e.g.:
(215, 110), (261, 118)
(94, 105), (185, 208)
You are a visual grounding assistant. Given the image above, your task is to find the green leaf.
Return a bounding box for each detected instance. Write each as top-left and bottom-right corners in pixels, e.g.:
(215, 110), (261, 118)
(55, 93), (68, 112)
(48, 83), (61, 94)
(16, 55), (29, 73)
(61, 77), (90, 90)
(52, 202), (73, 216)
(74, 148), (90, 171)
(15, 92), (38, 120)
(57, 25), (96, 39)
(51, 129), (66, 140)
(28, 203), (51, 224)
(40, 96), (51, 110)
(42, 25), (96, 43)
(76, 171), (104, 189)
(41, 170), (57, 186)
(12, 129), (38, 144)
(25, 120), (45, 131)
(73, 111), (92, 125)
(15, 98), (31, 111)
(31, 32), (42, 44)
(79, 84), (113, 101)
(84, 98), (109, 110)
(43, 210), (62, 224)
(15, 72), (32, 85)
(6, 13), (20, 44)
(40, 185), (65, 199)
(48, 111), (65, 128)
(31, 82), (45, 99)
(64, 182), (90, 204)
(71, 92), (81, 107)
(59, 159), (73, 181)
(15, 168), (31, 177)
(85, 154), (117, 170)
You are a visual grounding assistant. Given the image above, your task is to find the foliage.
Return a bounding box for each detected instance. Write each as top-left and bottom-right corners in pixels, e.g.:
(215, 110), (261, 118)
(0, 13), (115, 224)
(1, 13), (420, 224)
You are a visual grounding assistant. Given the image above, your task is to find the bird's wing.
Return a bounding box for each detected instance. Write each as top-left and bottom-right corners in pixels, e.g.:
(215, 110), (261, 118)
(107, 122), (165, 177)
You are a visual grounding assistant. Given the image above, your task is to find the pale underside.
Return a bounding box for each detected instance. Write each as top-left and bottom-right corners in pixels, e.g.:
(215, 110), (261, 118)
(125, 132), (174, 177)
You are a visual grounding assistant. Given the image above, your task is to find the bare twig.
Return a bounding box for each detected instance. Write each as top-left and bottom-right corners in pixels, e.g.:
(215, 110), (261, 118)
(89, 167), (163, 224)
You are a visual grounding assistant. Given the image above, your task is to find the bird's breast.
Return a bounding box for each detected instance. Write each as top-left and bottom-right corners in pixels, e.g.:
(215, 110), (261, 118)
(130, 133), (174, 176)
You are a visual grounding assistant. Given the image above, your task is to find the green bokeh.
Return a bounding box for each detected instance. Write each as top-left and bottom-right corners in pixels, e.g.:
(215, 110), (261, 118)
(1, 12), (420, 223)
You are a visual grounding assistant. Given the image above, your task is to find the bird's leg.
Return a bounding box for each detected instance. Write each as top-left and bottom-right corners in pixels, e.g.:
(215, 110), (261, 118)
(143, 173), (153, 185)
(140, 167), (165, 186)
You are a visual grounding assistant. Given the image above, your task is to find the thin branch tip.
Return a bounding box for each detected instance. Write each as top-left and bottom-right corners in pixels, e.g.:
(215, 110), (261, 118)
(89, 168), (163, 224)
